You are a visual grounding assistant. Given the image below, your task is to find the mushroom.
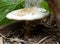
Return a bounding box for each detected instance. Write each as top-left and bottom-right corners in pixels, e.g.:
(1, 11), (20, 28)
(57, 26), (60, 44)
(6, 7), (49, 39)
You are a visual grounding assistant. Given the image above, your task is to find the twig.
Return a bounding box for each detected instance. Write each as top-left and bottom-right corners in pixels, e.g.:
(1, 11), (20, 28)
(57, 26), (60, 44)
(37, 35), (52, 44)
(0, 34), (28, 44)
(57, 41), (59, 44)
(0, 36), (3, 44)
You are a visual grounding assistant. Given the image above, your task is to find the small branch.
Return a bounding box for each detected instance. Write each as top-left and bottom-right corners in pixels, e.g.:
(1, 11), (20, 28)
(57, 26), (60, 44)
(57, 41), (59, 44)
(37, 35), (52, 44)
(0, 36), (3, 44)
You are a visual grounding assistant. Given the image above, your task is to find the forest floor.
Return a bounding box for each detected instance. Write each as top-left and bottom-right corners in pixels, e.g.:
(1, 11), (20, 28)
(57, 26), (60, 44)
(0, 15), (60, 44)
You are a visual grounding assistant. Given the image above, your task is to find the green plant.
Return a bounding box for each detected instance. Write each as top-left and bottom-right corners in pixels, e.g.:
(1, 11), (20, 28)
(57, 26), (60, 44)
(0, 0), (52, 26)
(0, 0), (24, 26)
(40, 0), (52, 13)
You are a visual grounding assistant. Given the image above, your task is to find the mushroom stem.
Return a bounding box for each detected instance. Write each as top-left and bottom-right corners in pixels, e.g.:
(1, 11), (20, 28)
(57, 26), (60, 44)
(24, 21), (31, 38)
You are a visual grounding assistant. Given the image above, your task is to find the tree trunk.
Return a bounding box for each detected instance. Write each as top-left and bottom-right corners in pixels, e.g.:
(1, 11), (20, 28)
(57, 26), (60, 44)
(46, 0), (60, 32)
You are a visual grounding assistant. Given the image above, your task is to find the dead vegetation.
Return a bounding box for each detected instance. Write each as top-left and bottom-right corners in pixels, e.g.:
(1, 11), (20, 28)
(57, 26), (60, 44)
(0, 15), (60, 44)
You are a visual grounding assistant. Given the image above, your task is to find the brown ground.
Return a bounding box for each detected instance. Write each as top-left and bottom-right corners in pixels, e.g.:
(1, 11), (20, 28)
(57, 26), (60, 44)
(0, 15), (60, 44)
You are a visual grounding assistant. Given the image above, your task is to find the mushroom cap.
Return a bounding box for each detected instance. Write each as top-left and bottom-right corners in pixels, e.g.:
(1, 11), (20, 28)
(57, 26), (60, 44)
(6, 7), (49, 20)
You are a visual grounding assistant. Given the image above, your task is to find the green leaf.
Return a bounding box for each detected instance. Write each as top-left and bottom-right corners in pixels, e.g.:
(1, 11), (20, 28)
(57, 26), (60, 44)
(0, 0), (24, 26)
(40, 1), (52, 13)
(0, 18), (16, 26)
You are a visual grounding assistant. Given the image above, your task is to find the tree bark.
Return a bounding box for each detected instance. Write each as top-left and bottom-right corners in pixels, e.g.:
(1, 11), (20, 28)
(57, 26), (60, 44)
(46, 0), (60, 32)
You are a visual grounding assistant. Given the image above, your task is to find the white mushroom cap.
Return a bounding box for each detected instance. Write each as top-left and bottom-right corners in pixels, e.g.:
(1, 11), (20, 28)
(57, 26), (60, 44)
(6, 7), (49, 20)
